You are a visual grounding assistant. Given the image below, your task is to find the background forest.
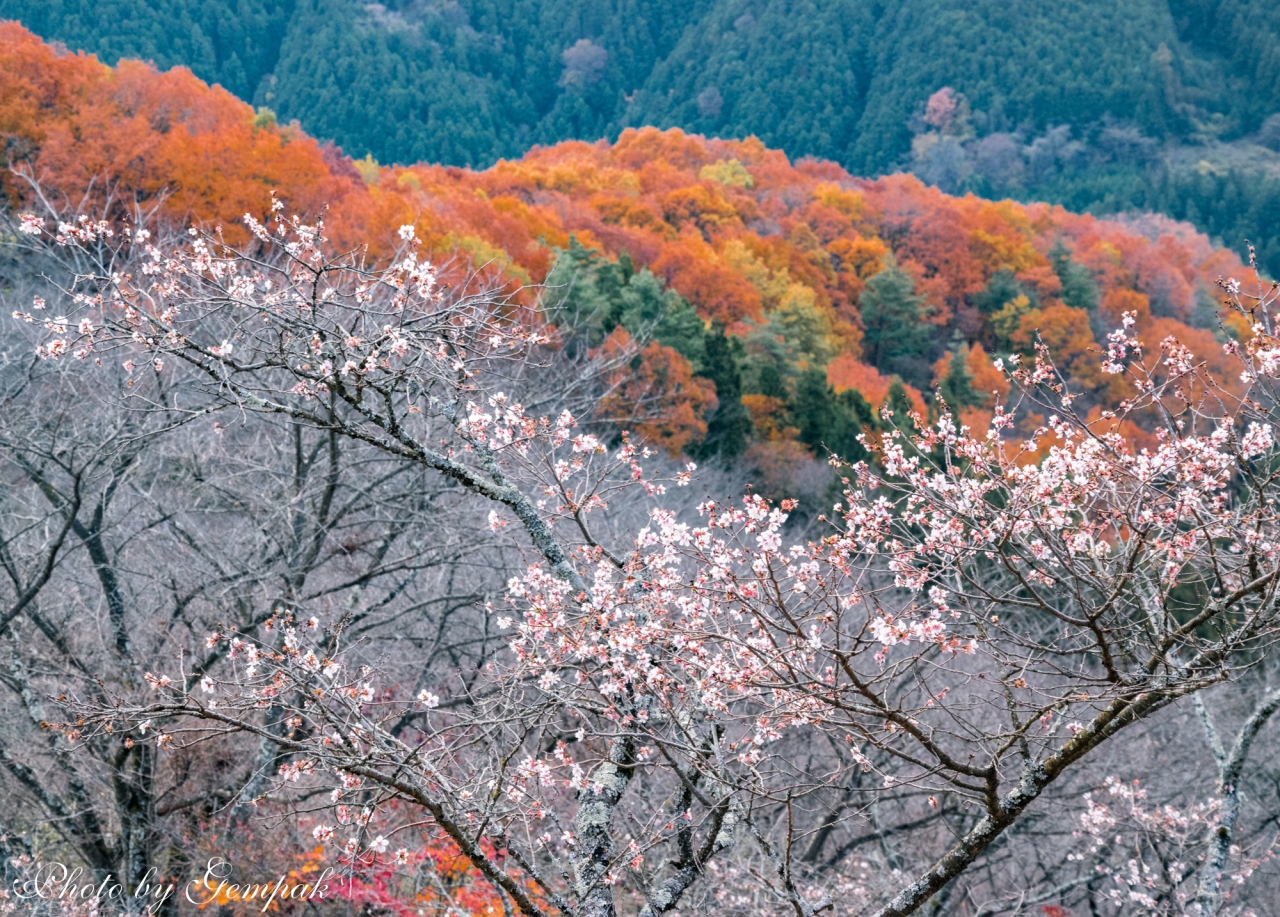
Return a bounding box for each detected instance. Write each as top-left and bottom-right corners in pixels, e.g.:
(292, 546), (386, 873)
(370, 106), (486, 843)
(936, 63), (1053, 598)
(4, 0), (1280, 276)
(2, 18), (1262, 503)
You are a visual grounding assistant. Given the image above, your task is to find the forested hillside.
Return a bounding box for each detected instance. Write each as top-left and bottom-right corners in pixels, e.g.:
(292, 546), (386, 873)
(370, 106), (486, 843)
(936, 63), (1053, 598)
(0, 22), (1254, 499)
(6, 1), (1280, 270)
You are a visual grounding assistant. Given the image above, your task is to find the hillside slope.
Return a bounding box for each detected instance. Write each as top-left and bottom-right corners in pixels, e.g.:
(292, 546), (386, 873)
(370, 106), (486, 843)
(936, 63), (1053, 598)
(6, 0), (1280, 276)
(631, 0), (1189, 173)
(0, 24), (1258, 485)
(4, 0), (1275, 167)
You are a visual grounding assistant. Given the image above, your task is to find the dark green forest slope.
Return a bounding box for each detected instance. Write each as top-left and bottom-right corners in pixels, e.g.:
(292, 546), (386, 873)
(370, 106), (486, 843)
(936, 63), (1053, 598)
(6, 0), (1280, 271)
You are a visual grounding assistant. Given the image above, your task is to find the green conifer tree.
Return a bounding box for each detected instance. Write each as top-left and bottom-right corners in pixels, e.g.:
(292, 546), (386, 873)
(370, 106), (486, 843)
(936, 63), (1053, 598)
(695, 323), (752, 460)
(1048, 240), (1099, 312)
(858, 264), (932, 386)
(937, 339), (983, 412)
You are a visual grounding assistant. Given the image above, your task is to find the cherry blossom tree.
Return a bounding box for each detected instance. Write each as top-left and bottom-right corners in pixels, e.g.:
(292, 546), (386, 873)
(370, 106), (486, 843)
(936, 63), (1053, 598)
(0, 204), (562, 913)
(10, 206), (1280, 916)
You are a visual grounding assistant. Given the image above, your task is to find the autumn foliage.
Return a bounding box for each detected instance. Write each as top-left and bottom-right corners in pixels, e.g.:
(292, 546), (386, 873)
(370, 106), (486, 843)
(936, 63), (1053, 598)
(0, 23), (355, 244)
(0, 23), (1258, 458)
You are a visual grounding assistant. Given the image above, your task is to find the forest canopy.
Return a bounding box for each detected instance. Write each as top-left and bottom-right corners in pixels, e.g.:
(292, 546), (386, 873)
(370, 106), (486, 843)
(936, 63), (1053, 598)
(0, 20), (1257, 494)
(4, 0), (1280, 275)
